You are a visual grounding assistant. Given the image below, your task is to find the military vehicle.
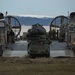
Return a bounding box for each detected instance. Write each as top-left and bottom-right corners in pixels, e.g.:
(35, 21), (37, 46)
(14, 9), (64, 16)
(0, 12), (5, 56)
(0, 12), (21, 56)
(65, 12), (75, 50)
(27, 23), (51, 57)
(50, 12), (75, 50)
(50, 15), (68, 41)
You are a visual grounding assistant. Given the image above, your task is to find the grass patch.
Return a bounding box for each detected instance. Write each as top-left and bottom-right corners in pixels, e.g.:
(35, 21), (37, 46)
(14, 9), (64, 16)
(0, 57), (75, 75)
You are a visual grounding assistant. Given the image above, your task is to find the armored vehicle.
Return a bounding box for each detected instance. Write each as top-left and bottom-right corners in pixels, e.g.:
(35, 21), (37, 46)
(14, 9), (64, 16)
(65, 12), (75, 50)
(27, 23), (51, 57)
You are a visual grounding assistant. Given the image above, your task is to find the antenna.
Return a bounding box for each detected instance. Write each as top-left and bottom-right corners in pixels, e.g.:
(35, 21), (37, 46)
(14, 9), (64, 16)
(5, 11), (8, 16)
(68, 11), (69, 18)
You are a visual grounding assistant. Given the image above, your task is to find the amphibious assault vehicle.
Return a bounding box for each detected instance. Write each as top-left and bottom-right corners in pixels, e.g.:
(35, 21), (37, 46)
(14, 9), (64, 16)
(65, 12), (75, 50)
(50, 12), (75, 50)
(0, 12), (21, 56)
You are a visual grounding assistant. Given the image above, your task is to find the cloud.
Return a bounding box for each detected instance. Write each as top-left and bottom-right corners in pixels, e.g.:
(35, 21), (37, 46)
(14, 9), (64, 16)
(13, 14), (54, 18)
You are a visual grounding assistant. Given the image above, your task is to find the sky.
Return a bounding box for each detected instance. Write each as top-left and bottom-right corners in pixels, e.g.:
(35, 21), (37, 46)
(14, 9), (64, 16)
(0, 0), (75, 17)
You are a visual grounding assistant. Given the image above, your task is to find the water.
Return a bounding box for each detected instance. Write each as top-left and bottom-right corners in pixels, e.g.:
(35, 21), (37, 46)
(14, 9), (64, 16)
(20, 26), (50, 36)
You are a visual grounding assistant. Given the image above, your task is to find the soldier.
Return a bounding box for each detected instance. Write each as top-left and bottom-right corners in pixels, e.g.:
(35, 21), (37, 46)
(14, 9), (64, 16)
(7, 30), (10, 43)
(51, 29), (56, 40)
(10, 30), (15, 43)
(57, 30), (59, 40)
